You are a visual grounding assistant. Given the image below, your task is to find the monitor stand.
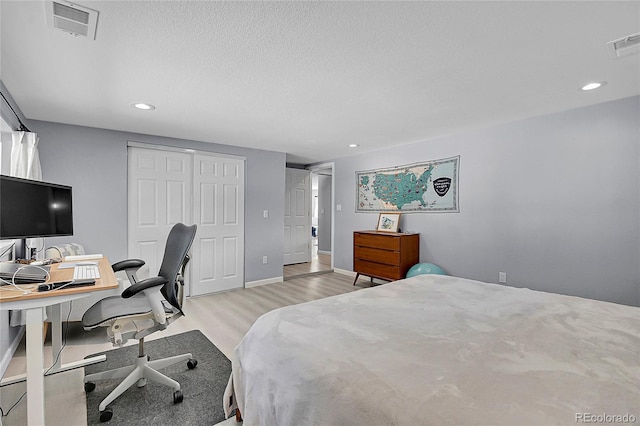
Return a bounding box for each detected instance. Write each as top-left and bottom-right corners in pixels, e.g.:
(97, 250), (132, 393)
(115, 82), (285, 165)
(13, 238), (28, 261)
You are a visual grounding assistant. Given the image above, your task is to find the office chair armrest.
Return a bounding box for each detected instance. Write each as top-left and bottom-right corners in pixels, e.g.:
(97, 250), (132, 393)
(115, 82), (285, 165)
(112, 259), (145, 272)
(121, 276), (168, 298)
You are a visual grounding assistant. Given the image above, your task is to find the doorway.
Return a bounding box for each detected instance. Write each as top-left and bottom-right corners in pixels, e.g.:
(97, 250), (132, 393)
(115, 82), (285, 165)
(283, 168), (311, 266)
(283, 163), (334, 279)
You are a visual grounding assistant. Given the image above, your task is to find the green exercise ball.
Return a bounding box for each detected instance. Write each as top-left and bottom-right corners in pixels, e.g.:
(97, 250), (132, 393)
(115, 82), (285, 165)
(406, 262), (447, 278)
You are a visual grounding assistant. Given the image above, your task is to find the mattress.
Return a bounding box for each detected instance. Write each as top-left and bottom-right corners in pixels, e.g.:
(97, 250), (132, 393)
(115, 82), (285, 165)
(224, 274), (639, 425)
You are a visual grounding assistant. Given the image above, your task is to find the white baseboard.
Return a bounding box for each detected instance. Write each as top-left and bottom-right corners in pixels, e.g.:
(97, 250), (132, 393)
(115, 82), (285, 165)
(317, 250), (331, 255)
(245, 276), (284, 288)
(334, 268), (356, 277)
(0, 325), (25, 378)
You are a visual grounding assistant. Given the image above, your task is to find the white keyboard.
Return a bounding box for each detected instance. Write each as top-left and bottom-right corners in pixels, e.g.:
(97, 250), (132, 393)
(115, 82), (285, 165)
(73, 264), (101, 280)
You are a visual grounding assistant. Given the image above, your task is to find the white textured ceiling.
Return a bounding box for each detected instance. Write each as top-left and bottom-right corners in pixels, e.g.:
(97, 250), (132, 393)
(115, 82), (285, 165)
(1, 1), (638, 164)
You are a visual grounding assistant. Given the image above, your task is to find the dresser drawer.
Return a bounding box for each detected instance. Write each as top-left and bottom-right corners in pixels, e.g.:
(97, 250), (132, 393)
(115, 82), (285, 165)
(355, 246), (400, 265)
(354, 233), (400, 250)
(354, 259), (402, 281)
(353, 231), (420, 284)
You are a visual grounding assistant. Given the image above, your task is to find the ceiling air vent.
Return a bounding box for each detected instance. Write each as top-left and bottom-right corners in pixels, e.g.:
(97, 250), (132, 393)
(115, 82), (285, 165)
(45, 1), (99, 40)
(607, 33), (640, 58)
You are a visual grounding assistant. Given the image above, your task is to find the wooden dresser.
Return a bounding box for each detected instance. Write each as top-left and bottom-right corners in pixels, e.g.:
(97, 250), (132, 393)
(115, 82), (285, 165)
(353, 231), (420, 285)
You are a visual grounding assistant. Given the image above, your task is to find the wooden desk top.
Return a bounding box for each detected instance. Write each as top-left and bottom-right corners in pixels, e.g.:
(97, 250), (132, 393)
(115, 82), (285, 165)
(0, 256), (119, 303)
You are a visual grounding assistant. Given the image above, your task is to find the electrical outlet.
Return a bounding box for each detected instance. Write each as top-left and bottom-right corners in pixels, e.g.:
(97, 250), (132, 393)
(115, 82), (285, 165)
(262, 256), (268, 264)
(499, 272), (507, 283)
(263, 210), (269, 218)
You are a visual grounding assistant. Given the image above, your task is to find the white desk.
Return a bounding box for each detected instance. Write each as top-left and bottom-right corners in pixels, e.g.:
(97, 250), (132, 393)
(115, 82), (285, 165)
(0, 257), (118, 425)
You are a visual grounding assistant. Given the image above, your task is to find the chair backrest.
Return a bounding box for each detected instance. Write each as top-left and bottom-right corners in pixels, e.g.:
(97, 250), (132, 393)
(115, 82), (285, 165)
(158, 223), (197, 311)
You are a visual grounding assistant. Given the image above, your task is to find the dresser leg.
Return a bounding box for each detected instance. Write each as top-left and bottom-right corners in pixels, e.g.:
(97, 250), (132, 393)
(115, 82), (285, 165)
(353, 273), (360, 286)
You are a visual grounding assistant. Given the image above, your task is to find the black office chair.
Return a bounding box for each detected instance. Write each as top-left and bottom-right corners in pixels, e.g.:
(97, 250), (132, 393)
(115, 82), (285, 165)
(82, 223), (198, 422)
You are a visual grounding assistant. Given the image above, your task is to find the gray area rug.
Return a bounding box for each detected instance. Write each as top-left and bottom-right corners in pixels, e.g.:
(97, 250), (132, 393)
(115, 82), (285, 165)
(85, 330), (231, 425)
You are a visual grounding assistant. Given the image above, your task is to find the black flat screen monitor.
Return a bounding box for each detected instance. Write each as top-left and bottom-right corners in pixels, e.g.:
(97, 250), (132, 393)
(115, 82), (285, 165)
(0, 175), (73, 239)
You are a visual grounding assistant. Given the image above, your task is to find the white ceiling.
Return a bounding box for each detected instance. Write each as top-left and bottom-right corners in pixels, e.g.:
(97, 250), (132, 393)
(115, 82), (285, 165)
(1, 1), (638, 165)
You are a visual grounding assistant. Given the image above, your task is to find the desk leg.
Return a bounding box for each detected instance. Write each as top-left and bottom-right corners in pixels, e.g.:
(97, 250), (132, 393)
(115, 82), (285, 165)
(50, 304), (63, 370)
(25, 307), (46, 426)
(1, 301), (106, 387)
(47, 302), (106, 375)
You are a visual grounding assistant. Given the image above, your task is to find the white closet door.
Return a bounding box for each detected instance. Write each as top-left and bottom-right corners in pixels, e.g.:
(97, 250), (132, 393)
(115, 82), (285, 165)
(191, 154), (245, 295)
(128, 146), (245, 296)
(283, 168), (310, 265)
(128, 147), (192, 278)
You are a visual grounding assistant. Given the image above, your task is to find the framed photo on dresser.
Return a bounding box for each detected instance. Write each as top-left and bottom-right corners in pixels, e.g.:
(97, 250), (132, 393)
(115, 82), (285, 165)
(376, 213), (401, 232)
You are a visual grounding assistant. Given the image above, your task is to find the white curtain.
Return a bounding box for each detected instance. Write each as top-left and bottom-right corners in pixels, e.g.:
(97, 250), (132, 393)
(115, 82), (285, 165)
(9, 131), (43, 326)
(9, 131), (42, 257)
(10, 131), (42, 180)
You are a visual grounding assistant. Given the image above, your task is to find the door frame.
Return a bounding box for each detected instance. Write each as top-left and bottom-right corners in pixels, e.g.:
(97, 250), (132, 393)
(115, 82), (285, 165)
(126, 141), (246, 296)
(128, 141), (245, 162)
(307, 162), (335, 270)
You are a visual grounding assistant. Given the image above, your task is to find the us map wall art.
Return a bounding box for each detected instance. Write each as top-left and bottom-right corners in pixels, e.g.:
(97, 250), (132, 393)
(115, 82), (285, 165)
(356, 156), (459, 213)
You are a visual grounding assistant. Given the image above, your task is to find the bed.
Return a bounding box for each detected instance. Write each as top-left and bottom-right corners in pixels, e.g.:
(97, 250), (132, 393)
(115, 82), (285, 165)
(223, 274), (639, 425)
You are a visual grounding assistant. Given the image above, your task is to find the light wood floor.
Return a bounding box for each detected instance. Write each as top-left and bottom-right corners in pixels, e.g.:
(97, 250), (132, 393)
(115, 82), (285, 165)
(0, 272), (374, 426)
(283, 240), (332, 279)
(283, 252), (331, 279)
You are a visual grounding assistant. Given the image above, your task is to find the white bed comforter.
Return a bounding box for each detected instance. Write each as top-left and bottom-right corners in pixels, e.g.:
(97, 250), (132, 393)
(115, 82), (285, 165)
(224, 275), (639, 425)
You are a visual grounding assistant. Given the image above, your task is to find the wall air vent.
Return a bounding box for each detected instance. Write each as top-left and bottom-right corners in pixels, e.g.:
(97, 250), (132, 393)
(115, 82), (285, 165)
(45, 1), (99, 40)
(607, 33), (640, 58)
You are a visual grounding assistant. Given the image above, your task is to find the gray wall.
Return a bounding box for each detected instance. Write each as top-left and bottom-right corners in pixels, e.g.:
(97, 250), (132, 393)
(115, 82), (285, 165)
(31, 120), (286, 284)
(317, 174), (332, 252)
(332, 96), (640, 306)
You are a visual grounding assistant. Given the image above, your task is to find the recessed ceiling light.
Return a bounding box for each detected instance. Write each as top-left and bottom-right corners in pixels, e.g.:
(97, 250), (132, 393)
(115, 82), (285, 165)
(580, 82), (607, 91)
(348, 144), (359, 148)
(132, 102), (156, 110)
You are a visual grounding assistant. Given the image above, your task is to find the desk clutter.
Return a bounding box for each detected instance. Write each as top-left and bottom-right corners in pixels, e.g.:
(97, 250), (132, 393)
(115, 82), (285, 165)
(0, 254), (105, 295)
(0, 252), (103, 286)
(0, 262), (101, 286)
(37, 279), (96, 291)
(0, 262), (49, 284)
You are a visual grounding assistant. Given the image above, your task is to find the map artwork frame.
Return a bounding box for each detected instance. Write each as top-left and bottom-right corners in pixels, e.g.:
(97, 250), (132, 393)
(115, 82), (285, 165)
(356, 156), (459, 213)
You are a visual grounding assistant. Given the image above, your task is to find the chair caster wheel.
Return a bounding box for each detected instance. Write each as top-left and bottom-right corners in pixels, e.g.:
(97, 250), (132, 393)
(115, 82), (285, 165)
(84, 382), (96, 393)
(173, 390), (183, 404)
(100, 408), (113, 422)
(187, 358), (197, 369)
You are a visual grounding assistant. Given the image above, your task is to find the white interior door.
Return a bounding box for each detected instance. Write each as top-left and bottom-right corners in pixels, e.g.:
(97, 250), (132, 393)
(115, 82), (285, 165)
(128, 147), (191, 277)
(128, 145), (245, 296)
(284, 168), (310, 265)
(191, 154), (245, 295)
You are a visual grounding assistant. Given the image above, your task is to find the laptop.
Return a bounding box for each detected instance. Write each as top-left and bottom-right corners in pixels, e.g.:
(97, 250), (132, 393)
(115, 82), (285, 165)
(0, 262), (49, 284)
